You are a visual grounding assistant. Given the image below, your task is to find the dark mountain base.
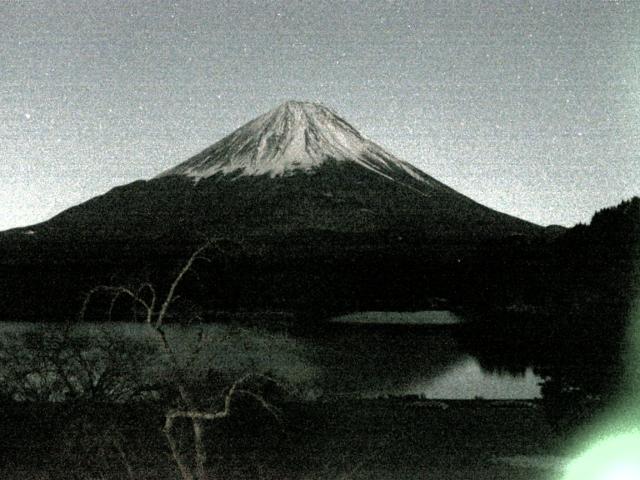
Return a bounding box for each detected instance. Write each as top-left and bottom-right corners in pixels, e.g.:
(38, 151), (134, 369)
(0, 232), (477, 322)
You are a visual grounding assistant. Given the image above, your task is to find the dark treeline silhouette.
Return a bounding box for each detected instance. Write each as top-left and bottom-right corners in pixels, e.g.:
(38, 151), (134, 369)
(458, 197), (639, 426)
(0, 229), (476, 323)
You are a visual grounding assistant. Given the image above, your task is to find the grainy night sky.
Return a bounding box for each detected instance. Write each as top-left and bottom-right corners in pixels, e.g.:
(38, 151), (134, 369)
(1, 0), (638, 230)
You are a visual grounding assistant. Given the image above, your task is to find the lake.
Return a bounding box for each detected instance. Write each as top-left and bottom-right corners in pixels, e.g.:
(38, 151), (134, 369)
(0, 312), (542, 400)
(305, 312), (541, 399)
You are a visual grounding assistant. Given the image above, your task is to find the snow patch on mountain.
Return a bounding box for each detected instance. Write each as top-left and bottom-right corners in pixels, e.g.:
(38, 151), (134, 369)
(157, 101), (434, 187)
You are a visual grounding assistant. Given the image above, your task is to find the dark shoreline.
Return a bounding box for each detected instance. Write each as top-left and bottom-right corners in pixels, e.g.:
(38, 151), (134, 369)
(0, 397), (563, 480)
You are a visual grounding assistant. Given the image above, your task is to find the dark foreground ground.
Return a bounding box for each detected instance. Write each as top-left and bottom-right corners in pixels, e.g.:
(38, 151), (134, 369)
(0, 398), (574, 480)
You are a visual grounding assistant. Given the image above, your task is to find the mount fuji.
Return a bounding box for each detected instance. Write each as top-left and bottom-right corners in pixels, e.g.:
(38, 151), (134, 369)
(1, 101), (542, 320)
(9, 101), (537, 241)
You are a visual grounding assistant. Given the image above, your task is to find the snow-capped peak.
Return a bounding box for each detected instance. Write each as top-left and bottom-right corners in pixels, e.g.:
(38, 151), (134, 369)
(157, 100), (430, 183)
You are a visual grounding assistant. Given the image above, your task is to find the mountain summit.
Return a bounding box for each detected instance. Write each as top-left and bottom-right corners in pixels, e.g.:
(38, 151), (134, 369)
(158, 100), (429, 183)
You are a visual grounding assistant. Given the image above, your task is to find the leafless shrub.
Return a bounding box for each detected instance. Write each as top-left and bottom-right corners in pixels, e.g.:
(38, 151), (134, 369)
(0, 327), (161, 403)
(79, 240), (286, 480)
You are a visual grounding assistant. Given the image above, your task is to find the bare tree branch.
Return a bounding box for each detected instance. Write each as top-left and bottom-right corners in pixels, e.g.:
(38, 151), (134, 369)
(156, 241), (212, 328)
(164, 414), (195, 480)
(80, 285), (155, 324)
(72, 239), (285, 480)
(162, 372), (285, 480)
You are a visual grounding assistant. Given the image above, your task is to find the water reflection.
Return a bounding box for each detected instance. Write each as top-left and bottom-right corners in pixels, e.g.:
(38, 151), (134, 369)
(298, 316), (542, 399)
(408, 357), (541, 399)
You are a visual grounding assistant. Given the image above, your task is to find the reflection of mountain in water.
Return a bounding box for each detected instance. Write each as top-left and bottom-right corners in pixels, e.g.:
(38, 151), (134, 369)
(298, 322), (541, 399)
(408, 357), (541, 399)
(302, 328), (461, 397)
